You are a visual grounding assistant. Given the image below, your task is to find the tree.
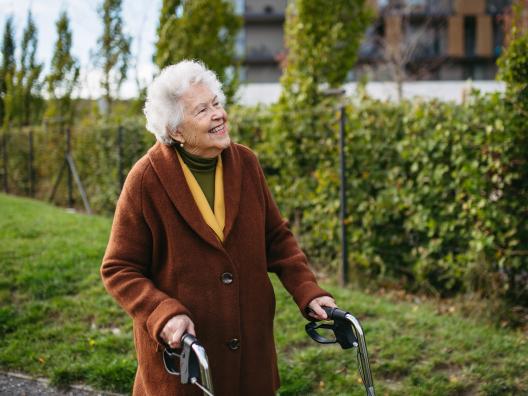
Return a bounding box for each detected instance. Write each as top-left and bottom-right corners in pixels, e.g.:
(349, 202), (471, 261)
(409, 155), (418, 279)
(280, 0), (372, 101)
(0, 16), (16, 127)
(495, 0), (528, 305)
(14, 11), (44, 126)
(154, 0), (179, 69)
(93, 0), (131, 115)
(154, 0), (242, 103)
(46, 10), (80, 127)
(271, 0), (372, 230)
(498, 0), (528, 114)
(375, 14), (445, 102)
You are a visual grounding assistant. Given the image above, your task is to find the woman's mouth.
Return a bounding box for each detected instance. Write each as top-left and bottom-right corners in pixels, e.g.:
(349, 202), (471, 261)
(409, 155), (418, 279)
(209, 123), (226, 135)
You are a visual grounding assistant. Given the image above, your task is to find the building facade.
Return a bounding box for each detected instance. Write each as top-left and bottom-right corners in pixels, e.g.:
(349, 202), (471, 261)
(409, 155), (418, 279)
(234, 0), (287, 82)
(235, 0), (516, 82)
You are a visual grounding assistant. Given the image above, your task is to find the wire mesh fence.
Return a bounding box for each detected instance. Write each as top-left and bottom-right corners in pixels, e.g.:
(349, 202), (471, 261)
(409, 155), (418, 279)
(1, 117), (151, 214)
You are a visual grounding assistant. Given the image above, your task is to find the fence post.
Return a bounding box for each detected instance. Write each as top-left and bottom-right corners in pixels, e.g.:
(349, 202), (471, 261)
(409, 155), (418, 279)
(322, 88), (349, 286)
(338, 104), (349, 287)
(28, 128), (34, 197)
(2, 128), (8, 193)
(117, 124), (124, 190)
(66, 127), (73, 208)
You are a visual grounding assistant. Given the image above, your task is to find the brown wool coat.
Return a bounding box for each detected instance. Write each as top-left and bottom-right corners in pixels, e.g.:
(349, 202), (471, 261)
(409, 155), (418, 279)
(101, 142), (330, 396)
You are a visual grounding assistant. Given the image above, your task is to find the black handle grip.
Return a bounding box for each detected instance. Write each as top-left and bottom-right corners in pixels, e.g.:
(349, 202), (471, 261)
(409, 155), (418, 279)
(306, 306), (358, 350)
(323, 306), (350, 321)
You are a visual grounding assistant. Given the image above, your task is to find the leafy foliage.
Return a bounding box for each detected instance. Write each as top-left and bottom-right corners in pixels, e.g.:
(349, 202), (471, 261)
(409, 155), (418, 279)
(13, 11), (44, 127)
(271, 0), (372, 237)
(497, 6), (528, 115)
(93, 0), (132, 115)
(4, 83), (528, 311)
(1, 16), (16, 128)
(231, 90), (528, 311)
(154, 0), (179, 68)
(2, 0), (526, 310)
(281, 0), (372, 92)
(5, 81), (528, 310)
(46, 11), (80, 127)
(154, 0), (242, 103)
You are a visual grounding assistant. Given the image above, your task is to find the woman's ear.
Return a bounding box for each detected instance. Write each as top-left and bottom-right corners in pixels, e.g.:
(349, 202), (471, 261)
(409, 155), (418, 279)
(167, 126), (184, 144)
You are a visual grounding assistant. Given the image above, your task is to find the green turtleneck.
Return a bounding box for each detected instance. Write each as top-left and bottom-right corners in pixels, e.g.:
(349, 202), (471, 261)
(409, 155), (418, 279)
(176, 145), (217, 211)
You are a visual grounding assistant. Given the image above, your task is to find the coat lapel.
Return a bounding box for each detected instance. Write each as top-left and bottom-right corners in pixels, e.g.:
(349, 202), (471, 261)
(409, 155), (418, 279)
(147, 142), (241, 248)
(221, 144), (241, 241)
(148, 142), (220, 248)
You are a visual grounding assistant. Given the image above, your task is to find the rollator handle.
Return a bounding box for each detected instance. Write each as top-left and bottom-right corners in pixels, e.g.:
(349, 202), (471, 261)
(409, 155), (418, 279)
(305, 305), (376, 396)
(306, 307), (358, 349)
(163, 333), (215, 396)
(322, 306), (349, 321)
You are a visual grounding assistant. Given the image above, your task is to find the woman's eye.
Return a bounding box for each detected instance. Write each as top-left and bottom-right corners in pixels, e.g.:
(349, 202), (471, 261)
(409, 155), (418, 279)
(213, 102), (220, 107)
(197, 108), (206, 114)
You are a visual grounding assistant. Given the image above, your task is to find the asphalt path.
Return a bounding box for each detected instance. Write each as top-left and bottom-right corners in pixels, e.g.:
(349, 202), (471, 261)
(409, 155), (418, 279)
(0, 372), (123, 396)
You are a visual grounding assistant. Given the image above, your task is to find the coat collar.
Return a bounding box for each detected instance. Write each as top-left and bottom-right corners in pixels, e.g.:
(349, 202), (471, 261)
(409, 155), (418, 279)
(147, 142), (241, 249)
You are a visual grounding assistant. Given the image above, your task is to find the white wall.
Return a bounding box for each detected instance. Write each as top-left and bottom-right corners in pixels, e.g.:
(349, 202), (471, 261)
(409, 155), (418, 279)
(236, 80), (506, 105)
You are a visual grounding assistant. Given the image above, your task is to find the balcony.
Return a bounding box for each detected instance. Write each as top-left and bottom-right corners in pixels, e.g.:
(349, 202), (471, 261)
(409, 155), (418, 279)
(380, 0), (453, 16)
(244, 48), (278, 65)
(487, 0), (513, 15)
(244, 12), (285, 24)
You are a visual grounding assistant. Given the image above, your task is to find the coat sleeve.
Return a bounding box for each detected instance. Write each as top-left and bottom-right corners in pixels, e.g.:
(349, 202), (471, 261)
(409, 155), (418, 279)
(100, 171), (191, 346)
(255, 159), (332, 316)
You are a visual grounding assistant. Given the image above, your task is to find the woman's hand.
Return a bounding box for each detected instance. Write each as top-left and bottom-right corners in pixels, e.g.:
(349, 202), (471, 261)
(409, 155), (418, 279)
(307, 296), (337, 320)
(160, 314), (196, 349)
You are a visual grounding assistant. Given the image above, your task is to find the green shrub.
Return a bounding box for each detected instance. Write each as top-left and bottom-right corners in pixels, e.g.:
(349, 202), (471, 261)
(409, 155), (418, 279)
(3, 90), (527, 308)
(231, 92), (527, 309)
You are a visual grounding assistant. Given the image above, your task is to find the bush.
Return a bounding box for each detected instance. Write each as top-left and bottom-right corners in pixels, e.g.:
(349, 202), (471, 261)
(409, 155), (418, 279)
(3, 90), (527, 309)
(231, 92), (527, 309)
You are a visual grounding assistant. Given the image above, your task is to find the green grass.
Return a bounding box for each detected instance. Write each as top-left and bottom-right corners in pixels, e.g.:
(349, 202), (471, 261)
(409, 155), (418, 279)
(1, 193), (527, 395)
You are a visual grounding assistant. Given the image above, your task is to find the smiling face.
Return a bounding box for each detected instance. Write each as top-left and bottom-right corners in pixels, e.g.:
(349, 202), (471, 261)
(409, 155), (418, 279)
(170, 83), (230, 158)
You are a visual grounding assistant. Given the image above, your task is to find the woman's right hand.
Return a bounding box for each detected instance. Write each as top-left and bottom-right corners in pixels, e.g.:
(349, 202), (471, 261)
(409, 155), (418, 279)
(160, 314), (195, 349)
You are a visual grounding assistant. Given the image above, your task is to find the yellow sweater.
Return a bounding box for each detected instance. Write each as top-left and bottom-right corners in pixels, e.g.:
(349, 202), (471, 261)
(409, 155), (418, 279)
(176, 151), (225, 241)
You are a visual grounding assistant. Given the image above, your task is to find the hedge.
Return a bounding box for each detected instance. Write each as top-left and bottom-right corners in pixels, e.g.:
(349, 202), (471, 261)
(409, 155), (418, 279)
(231, 91), (527, 309)
(2, 90), (526, 309)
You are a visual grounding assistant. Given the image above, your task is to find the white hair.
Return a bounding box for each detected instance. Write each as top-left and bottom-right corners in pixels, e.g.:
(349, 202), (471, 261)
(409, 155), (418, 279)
(144, 60), (226, 145)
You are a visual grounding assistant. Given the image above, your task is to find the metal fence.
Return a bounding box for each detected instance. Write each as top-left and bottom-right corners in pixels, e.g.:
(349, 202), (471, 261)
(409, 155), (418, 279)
(1, 118), (151, 214)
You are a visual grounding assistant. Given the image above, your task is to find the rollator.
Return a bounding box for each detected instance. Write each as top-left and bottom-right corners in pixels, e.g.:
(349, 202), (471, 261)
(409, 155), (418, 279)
(163, 333), (215, 396)
(162, 306), (375, 396)
(306, 306), (376, 396)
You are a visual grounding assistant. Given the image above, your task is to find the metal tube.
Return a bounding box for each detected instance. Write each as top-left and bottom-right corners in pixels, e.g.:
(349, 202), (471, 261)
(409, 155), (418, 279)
(66, 127), (73, 208)
(2, 129), (9, 193)
(339, 104), (348, 286)
(346, 314), (375, 395)
(28, 129), (34, 197)
(320, 88), (348, 286)
(117, 124), (124, 190)
(191, 343), (214, 395)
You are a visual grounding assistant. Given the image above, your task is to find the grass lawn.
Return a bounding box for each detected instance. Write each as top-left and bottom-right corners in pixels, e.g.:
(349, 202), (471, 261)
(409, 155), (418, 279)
(0, 193), (527, 395)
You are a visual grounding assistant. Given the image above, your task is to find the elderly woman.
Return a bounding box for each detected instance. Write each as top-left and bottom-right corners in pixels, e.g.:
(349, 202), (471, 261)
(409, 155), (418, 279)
(101, 60), (335, 396)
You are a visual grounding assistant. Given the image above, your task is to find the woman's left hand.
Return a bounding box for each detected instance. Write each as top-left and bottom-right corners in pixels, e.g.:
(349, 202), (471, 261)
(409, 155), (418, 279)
(307, 296), (337, 320)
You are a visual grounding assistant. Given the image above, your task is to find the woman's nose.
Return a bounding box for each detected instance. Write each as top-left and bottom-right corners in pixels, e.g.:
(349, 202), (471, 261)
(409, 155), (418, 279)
(211, 108), (223, 119)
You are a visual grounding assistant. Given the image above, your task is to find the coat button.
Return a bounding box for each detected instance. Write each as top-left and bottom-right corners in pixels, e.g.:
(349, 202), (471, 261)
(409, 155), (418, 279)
(227, 338), (240, 350)
(221, 272), (233, 284)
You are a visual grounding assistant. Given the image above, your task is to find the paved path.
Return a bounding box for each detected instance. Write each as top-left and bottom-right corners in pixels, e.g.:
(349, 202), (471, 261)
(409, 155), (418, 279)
(0, 372), (123, 396)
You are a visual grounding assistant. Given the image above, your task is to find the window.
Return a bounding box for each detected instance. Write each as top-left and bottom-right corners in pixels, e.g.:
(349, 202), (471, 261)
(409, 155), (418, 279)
(464, 16), (476, 56)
